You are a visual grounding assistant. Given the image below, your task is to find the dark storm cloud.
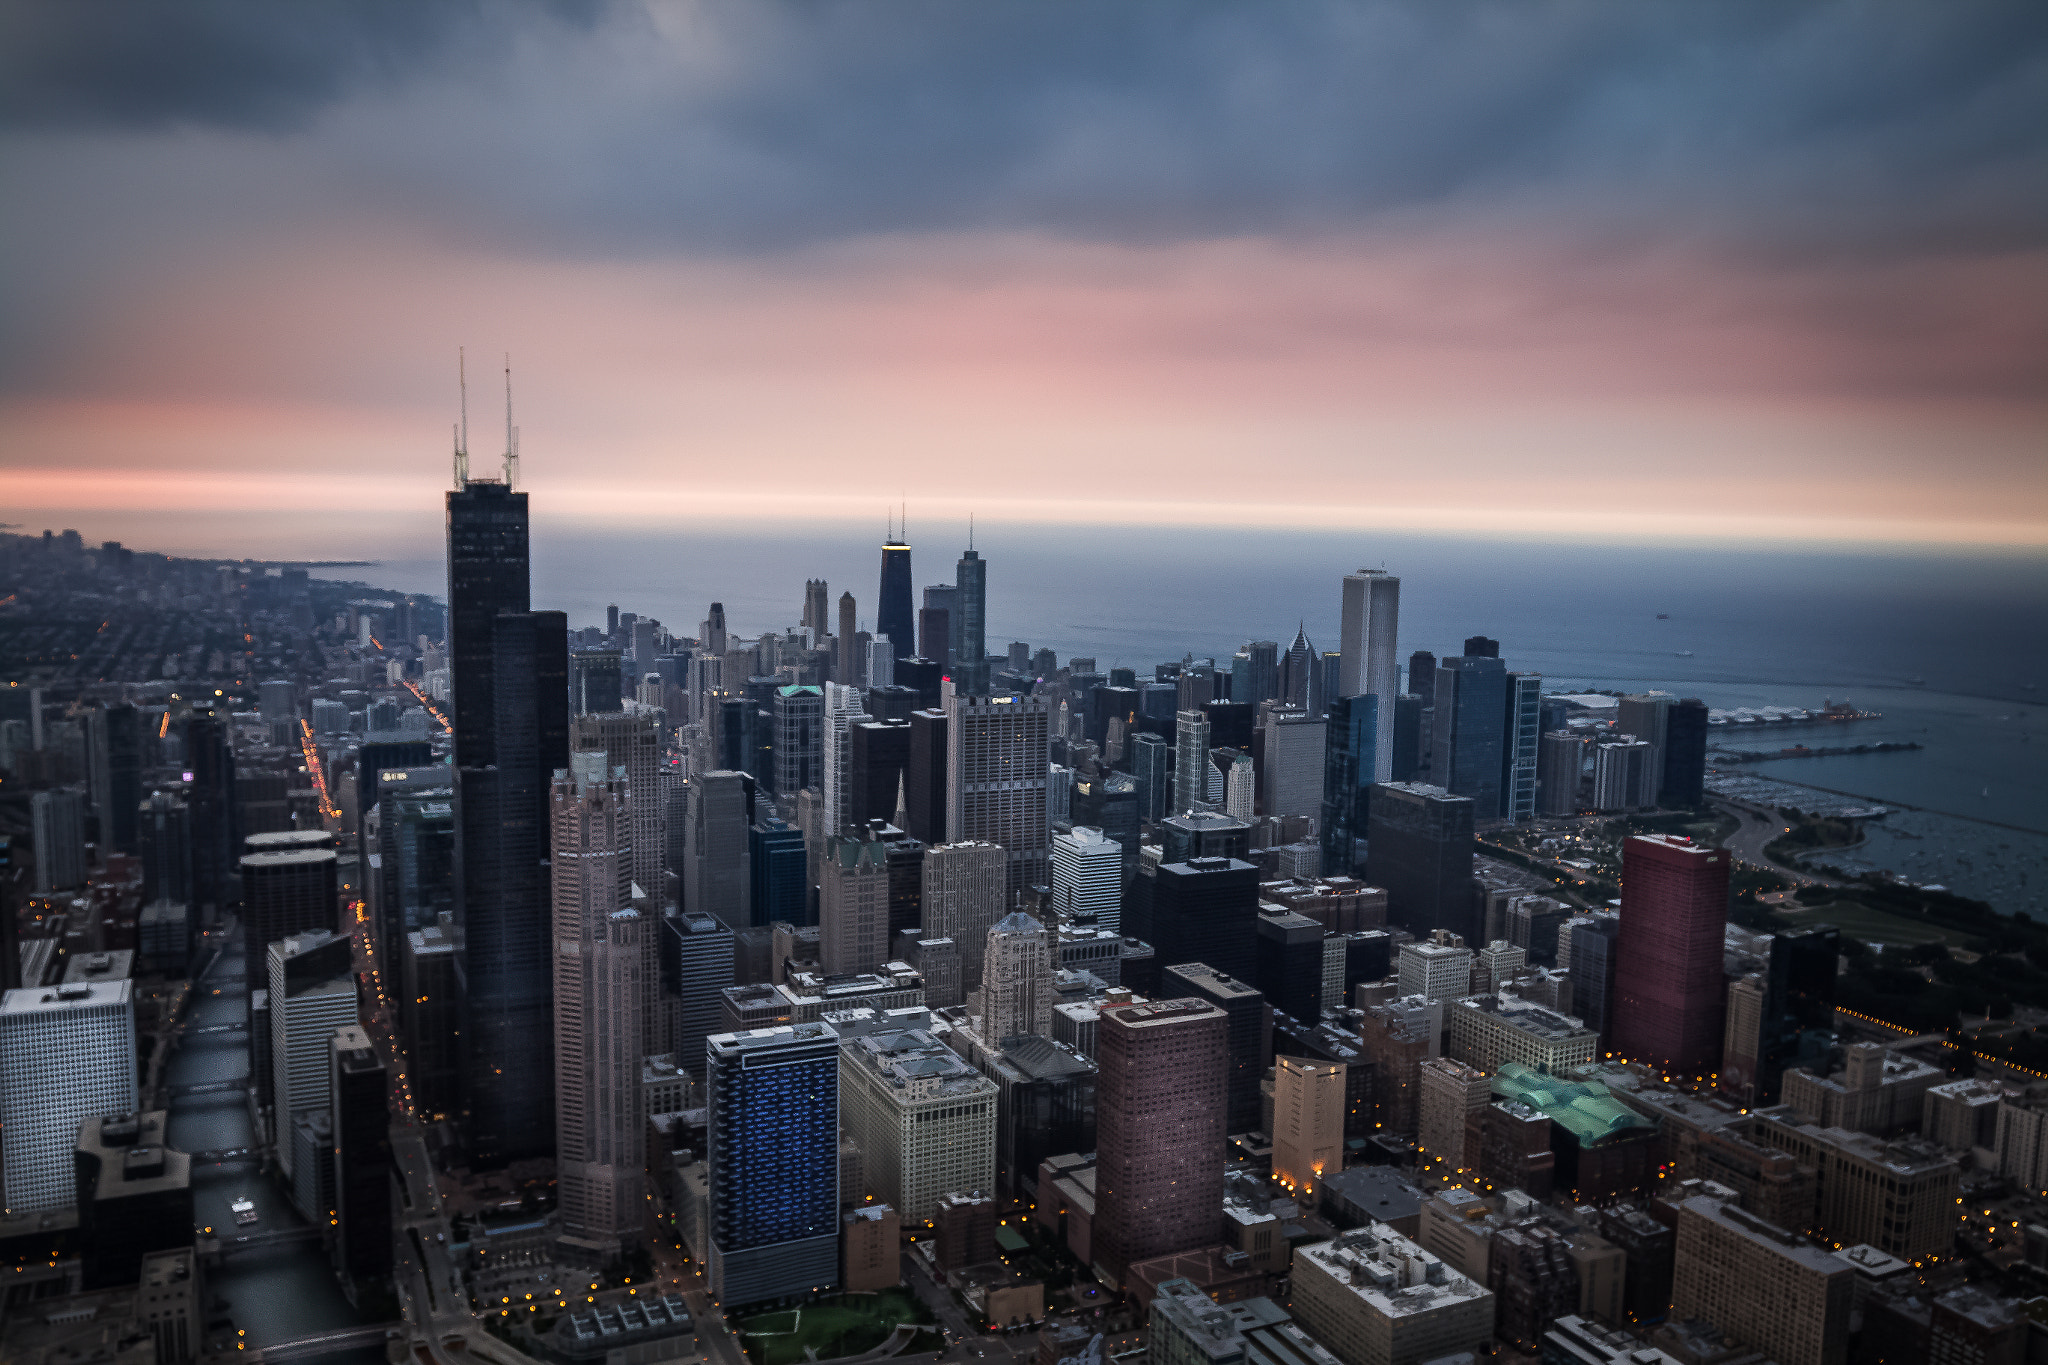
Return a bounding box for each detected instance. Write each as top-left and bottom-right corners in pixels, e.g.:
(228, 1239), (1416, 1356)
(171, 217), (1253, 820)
(0, 0), (599, 131)
(1, 0), (2044, 254)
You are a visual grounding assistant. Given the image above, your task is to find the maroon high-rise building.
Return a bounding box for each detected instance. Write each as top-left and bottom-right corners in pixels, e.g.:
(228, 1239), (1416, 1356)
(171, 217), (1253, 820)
(1612, 835), (1730, 1076)
(1093, 998), (1228, 1288)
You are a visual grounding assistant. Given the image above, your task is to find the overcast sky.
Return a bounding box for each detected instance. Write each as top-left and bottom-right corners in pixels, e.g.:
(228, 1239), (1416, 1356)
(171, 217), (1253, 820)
(3, 0), (2044, 550)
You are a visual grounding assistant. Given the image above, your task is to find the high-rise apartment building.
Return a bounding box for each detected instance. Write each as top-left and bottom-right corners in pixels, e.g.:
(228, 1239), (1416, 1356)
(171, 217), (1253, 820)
(1614, 693), (1673, 806)
(1500, 673), (1541, 823)
(1360, 995), (1443, 1138)
(821, 682), (874, 836)
(239, 846), (338, 965)
(1565, 913), (1621, 1041)
(1338, 570), (1401, 784)
(820, 832), (892, 976)
(772, 685), (823, 796)
(1592, 739), (1653, 811)
(551, 755), (645, 1259)
(1670, 1195), (1851, 1365)
(1431, 656), (1507, 820)
(662, 911), (734, 1077)
(878, 538), (915, 664)
(1273, 1057), (1347, 1197)
(944, 683), (1050, 894)
(1536, 732), (1585, 817)
(1172, 709), (1211, 815)
(569, 710), (665, 900)
(1, 979), (138, 1213)
(1612, 835), (1729, 1076)
(836, 1019), (997, 1222)
(1365, 783), (1477, 942)
(1094, 999), (1229, 1288)
(981, 912), (1053, 1044)
(706, 1023), (842, 1305)
(922, 841), (1007, 989)
(1050, 826), (1122, 931)
(955, 547), (987, 678)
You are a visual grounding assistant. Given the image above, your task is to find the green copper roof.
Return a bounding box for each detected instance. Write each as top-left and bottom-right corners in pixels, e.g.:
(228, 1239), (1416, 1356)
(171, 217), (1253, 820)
(1492, 1061), (1655, 1145)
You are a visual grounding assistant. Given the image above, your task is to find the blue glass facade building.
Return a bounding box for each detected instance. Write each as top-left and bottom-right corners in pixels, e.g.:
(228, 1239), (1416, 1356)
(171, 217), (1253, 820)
(1501, 672), (1542, 823)
(707, 1023), (842, 1305)
(1430, 655), (1507, 820)
(1320, 694), (1377, 875)
(749, 818), (809, 927)
(878, 541), (915, 663)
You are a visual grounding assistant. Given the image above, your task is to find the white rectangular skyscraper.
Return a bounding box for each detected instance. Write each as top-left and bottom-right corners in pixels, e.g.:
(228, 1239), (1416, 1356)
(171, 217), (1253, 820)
(1, 980), (138, 1212)
(1338, 569), (1401, 783)
(1050, 826), (1122, 931)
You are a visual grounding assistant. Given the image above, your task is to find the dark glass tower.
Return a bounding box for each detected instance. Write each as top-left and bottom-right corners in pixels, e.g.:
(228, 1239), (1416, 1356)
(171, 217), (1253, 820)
(954, 547), (987, 687)
(87, 704), (142, 855)
(1320, 694), (1377, 876)
(707, 1023), (842, 1305)
(1130, 857), (1259, 983)
(1431, 655), (1507, 818)
(1364, 781), (1477, 941)
(447, 476), (566, 1165)
(1659, 697), (1710, 808)
(878, 539), (915, 663)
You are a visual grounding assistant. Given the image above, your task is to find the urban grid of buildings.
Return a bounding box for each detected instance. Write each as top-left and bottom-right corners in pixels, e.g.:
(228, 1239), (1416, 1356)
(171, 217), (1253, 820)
(0, 424), (2044, 1365)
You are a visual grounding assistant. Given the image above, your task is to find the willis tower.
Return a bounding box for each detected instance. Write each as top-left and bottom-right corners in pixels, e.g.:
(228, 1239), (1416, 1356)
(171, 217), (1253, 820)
(448, 358), (568, 1166)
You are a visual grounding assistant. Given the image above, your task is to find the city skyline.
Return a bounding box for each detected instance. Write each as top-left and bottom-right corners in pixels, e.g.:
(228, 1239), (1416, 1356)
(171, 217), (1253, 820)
(3, 4), (2043, 549)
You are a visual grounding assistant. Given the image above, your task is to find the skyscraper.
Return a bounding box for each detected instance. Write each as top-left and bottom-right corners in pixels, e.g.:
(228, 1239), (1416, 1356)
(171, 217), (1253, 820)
(955, 546), (987, 686)
(1616, 693), (1674, 807)
(849, 719), (912, 829)
(1050, 826), (1122, 930)
(1659, 698), (1710, 808)
(981, 911), (1053, 1044)
(1339, 570), (1401, 783)
(1094, 998), (1228, 1288)
(878, 536), (915, 664)
(1133, 857), (1260, 984)
(267, 930), (357, 1181)
(331, 1025), (393, 1282)
(571, 710), (665, 900)
(1273, 1056), (1347, 1197)
(1500, 672), (1542, 823)
(683, 771), (753, 926)
(1320, 694), (1377, 875)
(1537, 732), (1585, 816)
(30, 788), (87, 892)
(1232, 641), (1281, 708)
(802, 579), (829, 634)
(1, 979), (138, 1213)
(1612, 835), (1730, 1076)
(944, 682), (1050, 895)
(707, 1023), (841, 1305)
(923, 841), (1007, 990)
(551, 754), (644, 1260)
(836, 592), (858, 684)
(1260, 706), (1327, 819)
(1364, 782), (1477, 942)
(86, 703), (141, 856)
(1431, 656), (1507, 819)
(240, 846), (338, 968)
(1172, 709), (1211, 815)
(662, 911), (735, 1080)
(446, 477), (529, 771)
(1129, 731), (1171, 823)
(904, 709), (948, 843)
(1280, 625), (1318, 709)
(820, 831), (891, 976)
(820, 683), (873, 836)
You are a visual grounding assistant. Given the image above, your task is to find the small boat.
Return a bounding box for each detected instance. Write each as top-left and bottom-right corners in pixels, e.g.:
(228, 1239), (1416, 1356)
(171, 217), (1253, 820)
(1656, 613), (1670, 620)
(1674, 650), (1694, 658)
(230, 1197), (258, 1227)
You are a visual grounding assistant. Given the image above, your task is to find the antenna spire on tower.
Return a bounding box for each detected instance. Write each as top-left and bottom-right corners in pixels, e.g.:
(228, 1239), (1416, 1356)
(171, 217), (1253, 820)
(453, 347), (470, 487)
(502, 354), (518, 487)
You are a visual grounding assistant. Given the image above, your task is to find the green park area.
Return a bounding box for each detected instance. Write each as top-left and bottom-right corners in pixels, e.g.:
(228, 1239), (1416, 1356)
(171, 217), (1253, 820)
(734, 1288), (937, 1365)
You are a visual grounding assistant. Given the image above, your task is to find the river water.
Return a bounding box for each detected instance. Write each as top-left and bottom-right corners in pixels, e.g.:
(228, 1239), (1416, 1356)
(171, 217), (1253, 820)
(163, 930), (383, 1364)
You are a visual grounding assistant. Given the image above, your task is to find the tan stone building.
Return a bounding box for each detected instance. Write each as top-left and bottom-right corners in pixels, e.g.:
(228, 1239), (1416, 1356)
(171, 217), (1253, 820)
(1416, 1057), (1491, 1178)
(1273, 1056), (1348, 1197)
(1779, 1044), (1942, 1138)
(1670, 1194), (1852, 1365)
(1751, 1113), (1959, 1260)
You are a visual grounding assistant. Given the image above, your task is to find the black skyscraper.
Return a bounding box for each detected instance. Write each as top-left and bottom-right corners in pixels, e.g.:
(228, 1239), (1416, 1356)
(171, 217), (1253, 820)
(955, 546), (987, 680)
(1462, 636), (1500, 658)
(1431, 656), (1507, 818)
(333, 1035), (393, 1281)
(850, 719), (912, 827)
(904, 709), (949, 844)
(1161, 961), (1269, 1136)
(1130, 857), (1259, 984)
(447, 474), (566, 1166)
(878, 539), (915, 662)
(1391, 694), (1424, 783)
(88, 704), (142, 855)
(182, 711), (235, 916)
(1659, 697), (1710, 808)
(1364, 781), (1478, 942)
(1407, 651), (1437, 709)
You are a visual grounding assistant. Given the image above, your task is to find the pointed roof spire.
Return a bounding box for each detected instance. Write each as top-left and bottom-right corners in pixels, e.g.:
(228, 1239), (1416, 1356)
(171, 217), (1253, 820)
(893, 771), (910, 830)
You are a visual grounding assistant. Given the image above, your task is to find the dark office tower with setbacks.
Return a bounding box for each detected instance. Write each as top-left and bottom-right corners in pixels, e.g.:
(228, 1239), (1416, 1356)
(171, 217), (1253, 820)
(1365, 781), (1478, 943)
(1320, 695), (1377, 876)
(706, 1022), (842, 1306)
(663, 911), (734, 1081)
(1463, 636), (1500, 658)
(138, 793), (192, 908)
(879, 538), (915, 664)
(1501, 672), (1541, 823)
(919, 607), (950, 670)
(1431, 655), (1507, 819)
(1659, 698), (1710, 808)
(460, 607), (567, 1164)
(182, 712), (236, 918)
(1129, 857), (1260, 985)
(1612, 835), (1730, 1077)
(1408, 651), (1437, 710)
(849, 720), (912, 828)
(1159, 963), (1268, 1137)
(1093, 998), (1228, 1289)
(570, 650), (624, 714)
(748, 817), (807, 928)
